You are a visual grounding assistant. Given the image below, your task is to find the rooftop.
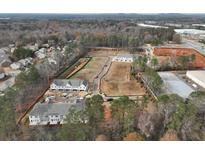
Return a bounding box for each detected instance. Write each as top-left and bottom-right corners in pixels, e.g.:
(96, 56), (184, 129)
(0, 50), (10, 65)
(52, 79), (88, 87)
(174, 29), (205, 35)
(158, 72), (195, 99)
(186, 70), (205, 86)
(115, 54), (133, 59)
(29, 102), (84, 117)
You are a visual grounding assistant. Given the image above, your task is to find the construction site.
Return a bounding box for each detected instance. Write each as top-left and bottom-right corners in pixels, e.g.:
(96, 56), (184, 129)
(153, 47), (205, 68)
(101, 62), (146, 96)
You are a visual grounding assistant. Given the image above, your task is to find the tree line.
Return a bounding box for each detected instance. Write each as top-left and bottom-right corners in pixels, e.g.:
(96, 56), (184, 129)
(79, 27), (175, 48)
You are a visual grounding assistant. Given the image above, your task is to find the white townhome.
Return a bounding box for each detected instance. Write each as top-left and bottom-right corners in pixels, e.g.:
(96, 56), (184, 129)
(112, 54), (133, 63)
(50, 79), (88, 91)
(29, 101), (85, 126)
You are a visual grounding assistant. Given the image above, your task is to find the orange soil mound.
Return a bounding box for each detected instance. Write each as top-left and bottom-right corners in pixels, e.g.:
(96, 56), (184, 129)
(153, 47), (205, 68)
(160, 129), (179, 141)
(123, 132), (144, 141)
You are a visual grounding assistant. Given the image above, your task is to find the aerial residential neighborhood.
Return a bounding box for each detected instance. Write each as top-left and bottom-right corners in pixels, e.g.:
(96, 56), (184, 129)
(1, 12), (205, 143)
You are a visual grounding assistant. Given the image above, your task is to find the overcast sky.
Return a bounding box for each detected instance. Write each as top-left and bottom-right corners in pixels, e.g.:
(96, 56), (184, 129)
(0, 0), (204, 13)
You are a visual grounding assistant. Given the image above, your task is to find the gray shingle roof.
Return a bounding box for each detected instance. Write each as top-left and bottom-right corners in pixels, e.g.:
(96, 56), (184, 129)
(0, 50), (10, 65)
(29, 101), (85, 117)
(116, 54), (133, 59)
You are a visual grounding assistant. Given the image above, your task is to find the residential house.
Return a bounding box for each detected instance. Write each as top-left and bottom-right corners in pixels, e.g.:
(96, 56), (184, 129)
(10, 62), (22, 70)
(0, 70), (5, 80)
(28, 101), (85, 126)
(112, 54), (133, 63)
(18, 57), (33, 67)
(25, 43), (39, 51)
(50, 79), (88, 91)
(35, 48), (46, 59)
(48, 58), (57, 65)
(0, 77), (15, 92)
(0, 49), (11, 67)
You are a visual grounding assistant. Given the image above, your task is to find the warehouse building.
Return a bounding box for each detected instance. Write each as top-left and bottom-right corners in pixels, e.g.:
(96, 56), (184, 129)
(158, 72), (195, 99)
(186, 70), (205, 89)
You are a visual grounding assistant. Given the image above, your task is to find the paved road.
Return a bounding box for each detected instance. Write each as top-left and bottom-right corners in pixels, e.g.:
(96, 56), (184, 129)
(182, 38), (205, 55)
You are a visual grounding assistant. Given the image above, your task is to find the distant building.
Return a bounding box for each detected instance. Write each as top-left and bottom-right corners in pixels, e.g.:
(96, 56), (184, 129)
(28, 101), (85, 126)
(174, 29), (205, 35)
(165, 23), (182, 28)
(186, 70), (205, 89)
(50, 79), (88, 91)
(112, 54), (133, 63)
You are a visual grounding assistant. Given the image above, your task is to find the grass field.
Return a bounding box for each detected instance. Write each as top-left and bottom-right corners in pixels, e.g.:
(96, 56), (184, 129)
(101, 62), (146, 96)
(70, 57), (108, 82)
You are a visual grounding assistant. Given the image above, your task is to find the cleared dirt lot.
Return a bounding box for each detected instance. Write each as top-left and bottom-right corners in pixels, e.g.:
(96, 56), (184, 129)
(101, 62), (146, 96)
(153, 47), (205, 68)
(70, 57), (108, 82)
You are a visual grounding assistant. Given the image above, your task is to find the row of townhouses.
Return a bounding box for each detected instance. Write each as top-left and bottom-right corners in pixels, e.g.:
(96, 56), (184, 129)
(112, 54), (133, 63)
(29, 79), (88, 126)
(50, 79), (88, 91)
(29, 99), (85, 126)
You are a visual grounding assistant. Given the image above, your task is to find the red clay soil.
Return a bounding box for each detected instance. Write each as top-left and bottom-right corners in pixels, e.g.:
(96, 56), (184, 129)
(103, 102), (111, 121)
(160, 129), (179, 141)
(153, 47), (205, 68)
(123, 132), (144, 141)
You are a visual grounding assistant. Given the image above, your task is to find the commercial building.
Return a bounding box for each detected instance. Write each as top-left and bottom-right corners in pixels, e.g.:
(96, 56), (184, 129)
(186, 70), (205, 89)
(158, 72), (195, 98)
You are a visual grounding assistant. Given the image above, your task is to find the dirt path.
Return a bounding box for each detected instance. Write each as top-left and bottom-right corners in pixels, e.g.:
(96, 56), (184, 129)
(93, 57), (112, 94)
